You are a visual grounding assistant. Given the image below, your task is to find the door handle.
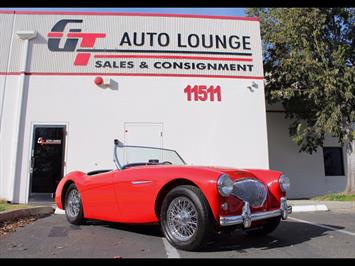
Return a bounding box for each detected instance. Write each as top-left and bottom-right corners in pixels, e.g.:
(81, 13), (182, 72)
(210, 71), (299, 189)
(29, 157), (35, 174)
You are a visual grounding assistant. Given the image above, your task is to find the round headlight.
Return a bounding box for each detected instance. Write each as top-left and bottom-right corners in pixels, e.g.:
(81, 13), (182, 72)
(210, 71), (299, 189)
(279, 174), (290, 192)
(217, 174), (234, 197)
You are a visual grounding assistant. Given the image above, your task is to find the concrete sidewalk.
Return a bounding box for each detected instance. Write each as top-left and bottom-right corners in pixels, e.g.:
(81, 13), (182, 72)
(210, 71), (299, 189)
(288, 199), (355, 212)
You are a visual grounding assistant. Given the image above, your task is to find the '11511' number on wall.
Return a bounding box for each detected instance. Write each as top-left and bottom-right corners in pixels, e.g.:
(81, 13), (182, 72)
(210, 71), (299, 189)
(184, 85), (222, 102)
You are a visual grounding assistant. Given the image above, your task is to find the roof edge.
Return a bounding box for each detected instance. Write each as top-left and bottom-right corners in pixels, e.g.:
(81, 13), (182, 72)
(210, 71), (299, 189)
(0, 10), (259, 21)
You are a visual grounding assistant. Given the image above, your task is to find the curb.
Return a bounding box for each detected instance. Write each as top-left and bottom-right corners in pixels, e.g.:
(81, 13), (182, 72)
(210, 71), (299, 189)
(289, 200), (355, 212)
(0, 206), (55, 223)
(291, 204), (328, 213)
(317, 201), (355, 210)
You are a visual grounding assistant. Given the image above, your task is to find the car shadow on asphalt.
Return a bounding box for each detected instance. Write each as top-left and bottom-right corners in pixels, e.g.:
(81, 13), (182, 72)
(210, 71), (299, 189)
(84, 220), (163, 237)
(82, 219), (345, 252)
(199, 220), (345, 252)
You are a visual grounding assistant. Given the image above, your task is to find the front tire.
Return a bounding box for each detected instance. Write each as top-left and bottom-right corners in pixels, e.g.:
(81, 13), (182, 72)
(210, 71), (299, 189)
(64, 183), (84, 225)
(244, 216), (281, 237)
(160, 185), (214, 251)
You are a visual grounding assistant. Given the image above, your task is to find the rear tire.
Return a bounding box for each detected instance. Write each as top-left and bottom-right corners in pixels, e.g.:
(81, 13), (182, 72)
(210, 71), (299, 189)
(244, 216), (281, 236)
(64, 183), (84, 225)
(160, 185), (214, 251)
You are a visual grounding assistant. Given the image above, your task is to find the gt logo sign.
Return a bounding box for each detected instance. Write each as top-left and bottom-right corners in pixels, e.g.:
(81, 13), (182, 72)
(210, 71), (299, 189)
(47, 19), (106, 66)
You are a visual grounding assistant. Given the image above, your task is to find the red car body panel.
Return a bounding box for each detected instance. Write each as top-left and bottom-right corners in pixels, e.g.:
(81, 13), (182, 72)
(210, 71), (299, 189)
(55, 165), (284, 225)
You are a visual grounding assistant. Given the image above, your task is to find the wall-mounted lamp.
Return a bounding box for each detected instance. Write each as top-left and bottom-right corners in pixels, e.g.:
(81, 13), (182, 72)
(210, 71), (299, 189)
(247, 81), (259, 92)
(94, 76), (111, 87)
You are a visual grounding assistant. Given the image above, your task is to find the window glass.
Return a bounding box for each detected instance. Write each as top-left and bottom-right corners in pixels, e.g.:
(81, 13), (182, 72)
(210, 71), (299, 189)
(323, 147), (344, 176)
(115, 145), (185, 168)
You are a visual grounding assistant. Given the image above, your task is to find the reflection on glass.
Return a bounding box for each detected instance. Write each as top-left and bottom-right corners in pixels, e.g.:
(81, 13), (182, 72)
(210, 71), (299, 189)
(116, 146), (185, 168)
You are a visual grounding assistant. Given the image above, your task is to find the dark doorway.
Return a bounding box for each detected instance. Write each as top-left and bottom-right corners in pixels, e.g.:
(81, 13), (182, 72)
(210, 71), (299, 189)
(29, 125), (66, 201)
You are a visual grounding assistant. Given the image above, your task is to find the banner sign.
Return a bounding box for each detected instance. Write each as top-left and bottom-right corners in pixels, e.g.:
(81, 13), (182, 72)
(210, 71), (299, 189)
(8, 13), (264, 78)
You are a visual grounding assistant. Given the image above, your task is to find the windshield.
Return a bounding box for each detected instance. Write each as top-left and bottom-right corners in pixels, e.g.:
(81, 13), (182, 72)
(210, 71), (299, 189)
(114, 145), (186, 169)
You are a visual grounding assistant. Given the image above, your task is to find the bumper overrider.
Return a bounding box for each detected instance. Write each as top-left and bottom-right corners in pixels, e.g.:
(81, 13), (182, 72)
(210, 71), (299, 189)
(219, 197), (292, 228)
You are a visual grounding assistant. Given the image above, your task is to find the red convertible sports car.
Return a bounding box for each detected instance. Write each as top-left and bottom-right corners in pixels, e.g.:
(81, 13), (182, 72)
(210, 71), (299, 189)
(55, 139), (292, 251)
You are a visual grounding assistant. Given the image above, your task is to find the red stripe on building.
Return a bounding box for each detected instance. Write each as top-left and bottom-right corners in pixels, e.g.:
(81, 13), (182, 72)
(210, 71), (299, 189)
(94, 54), (253, 62)
(0, 72), (263, 79)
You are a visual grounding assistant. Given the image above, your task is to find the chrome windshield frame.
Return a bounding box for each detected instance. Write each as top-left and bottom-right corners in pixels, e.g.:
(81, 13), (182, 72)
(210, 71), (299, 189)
(113, 139), (186, 170)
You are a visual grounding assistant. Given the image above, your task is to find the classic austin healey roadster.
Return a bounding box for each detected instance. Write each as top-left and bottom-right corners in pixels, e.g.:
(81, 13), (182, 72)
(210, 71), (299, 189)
(55, 139), (292, 251)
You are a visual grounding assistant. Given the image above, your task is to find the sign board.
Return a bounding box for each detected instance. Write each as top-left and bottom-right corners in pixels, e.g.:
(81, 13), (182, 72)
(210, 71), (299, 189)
(7, 12), (263, 79)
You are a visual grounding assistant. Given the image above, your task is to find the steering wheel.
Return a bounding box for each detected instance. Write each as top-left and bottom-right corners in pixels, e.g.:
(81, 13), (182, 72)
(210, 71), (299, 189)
(161, 161), (173, 165)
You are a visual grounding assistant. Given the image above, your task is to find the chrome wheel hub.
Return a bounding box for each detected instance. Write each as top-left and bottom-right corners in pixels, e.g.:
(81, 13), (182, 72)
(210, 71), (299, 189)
(167, 197), (198, 241)
(67, 189), (81, 218)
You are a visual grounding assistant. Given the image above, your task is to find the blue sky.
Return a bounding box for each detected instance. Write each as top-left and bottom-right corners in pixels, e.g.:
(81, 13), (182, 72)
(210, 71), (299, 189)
(0, 8), (246, 17)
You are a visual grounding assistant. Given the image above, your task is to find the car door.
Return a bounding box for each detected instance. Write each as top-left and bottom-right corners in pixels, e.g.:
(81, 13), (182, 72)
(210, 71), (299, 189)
(113, 167), (159, 223)
(80, 170), (120, 221)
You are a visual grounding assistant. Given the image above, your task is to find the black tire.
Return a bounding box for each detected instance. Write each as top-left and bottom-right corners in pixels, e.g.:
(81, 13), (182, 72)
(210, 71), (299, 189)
(244, 216), (281, 237)
(64, 183), (84, 225)
(160, 185), (214, 251)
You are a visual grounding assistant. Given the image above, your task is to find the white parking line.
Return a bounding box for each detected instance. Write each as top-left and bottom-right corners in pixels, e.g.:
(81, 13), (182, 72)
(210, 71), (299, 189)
(54, 208), (65, 215)
(162, 238), (181, 258)
(289, 217), (355, 237)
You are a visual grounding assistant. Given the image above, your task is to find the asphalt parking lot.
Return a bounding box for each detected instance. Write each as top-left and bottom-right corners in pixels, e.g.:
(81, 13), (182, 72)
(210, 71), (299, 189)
(1, 209), (355, 258)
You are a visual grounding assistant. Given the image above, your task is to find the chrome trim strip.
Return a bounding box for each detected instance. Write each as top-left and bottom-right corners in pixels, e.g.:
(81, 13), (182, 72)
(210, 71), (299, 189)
(131, 180), (152, 185)
(220, 197), (292, 227)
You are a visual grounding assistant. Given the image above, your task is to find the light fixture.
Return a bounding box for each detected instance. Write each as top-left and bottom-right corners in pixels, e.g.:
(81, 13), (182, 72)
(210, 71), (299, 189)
(94, 76), (111, 87)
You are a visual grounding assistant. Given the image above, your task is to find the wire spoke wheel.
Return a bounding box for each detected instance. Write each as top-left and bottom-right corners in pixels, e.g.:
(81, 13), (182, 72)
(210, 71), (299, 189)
(64, 184), (84, 225)
(66, 189), (81, 218)
(167, 196), (198, 242)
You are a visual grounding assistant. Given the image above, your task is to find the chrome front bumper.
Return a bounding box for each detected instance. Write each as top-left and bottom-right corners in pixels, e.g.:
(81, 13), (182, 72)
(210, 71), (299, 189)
(219, 197), (292, 228)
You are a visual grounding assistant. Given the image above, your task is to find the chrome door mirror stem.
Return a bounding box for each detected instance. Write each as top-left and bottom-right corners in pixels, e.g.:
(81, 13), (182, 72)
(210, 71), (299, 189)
(113, 139), (122, 170)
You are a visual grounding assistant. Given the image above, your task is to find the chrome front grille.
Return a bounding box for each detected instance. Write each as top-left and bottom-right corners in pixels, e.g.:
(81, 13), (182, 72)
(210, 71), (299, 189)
(231, 178), (267, 208)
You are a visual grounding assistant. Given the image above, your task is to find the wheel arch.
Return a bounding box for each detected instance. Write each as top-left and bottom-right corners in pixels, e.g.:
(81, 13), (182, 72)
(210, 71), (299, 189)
(154, 178), (197, 219)
(61, 180), (75, 208)
(154, 178), (218, 223)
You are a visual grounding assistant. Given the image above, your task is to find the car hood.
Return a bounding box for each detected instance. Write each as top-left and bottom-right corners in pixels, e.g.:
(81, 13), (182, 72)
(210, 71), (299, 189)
(122, 164), (281, 184)
(192, 166), (259, 179)
(173, 165), (282, 184)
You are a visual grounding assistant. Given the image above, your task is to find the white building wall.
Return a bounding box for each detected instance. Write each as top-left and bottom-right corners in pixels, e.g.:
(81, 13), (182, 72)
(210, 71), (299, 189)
(0, 75), (9, 200)
(0, 76), (20, 201)
(0, 13), (14, 73)
(0, 12), (348, 203)
(267, 112), (347, 199)
(0, 12), (270, 203)
(13, 76), (268, 203)
(0, 12), (15, 200)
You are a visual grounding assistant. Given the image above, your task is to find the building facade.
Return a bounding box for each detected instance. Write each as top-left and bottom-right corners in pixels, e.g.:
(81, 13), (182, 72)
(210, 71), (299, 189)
(0, 11), (348, 203)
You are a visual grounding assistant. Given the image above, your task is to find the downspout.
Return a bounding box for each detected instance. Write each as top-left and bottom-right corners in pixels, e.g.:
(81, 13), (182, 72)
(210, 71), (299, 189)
(9, 31), (37, 203)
